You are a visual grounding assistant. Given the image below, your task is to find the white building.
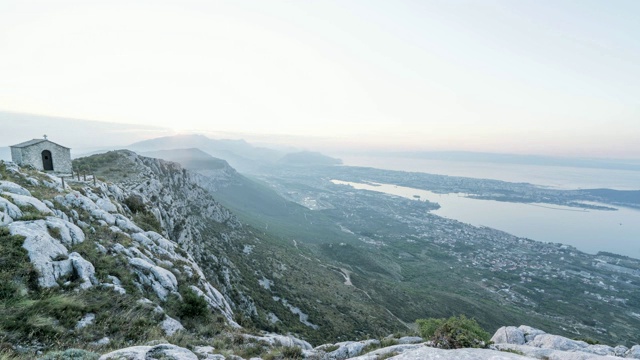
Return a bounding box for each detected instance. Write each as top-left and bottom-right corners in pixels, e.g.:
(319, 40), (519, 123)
(10, 138), (72, 173)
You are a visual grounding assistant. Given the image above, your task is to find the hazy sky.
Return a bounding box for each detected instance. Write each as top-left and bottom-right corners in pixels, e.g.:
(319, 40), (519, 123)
(1, 0), (639, 157)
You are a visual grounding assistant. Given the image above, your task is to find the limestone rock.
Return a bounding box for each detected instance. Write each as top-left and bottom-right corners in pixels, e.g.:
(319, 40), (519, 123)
(115, 214), (143, 233)
(0, 180), (31, 196)
(4, 192), (53, 215)
(388, 346), (531, 359)
(69, 252), (98, 289)
(492, 326), (526, 345)
(495, 344), (619, 360)
(96, 197), (117, 213)
(75, 313), (96, 330)
(627, 345), (640, 358)
(189, 284), (237, 326)
(129, 257), (178, 300)
(349, 343), (425, 360)
(243, 333), (312, 350)
(193, 346), (215, 357)
(9, 220), (70, 287)
(161, 316), (185, 336)
(397, 336), (424, 344)
(99, 344), (198, 360)
(325, 339), (380, 359)
(583, 344), (615, 356)
(0, 196), (21, 225)
(614, 345), (628, 356)
(527, 334), (588, 352)
(90, 337), (111, 347)
(45, 216), (85, 246)
(517, 325), (546, 342)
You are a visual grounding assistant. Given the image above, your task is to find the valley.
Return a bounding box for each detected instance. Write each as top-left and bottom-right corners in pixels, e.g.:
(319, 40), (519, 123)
(243, 164), (640, 346)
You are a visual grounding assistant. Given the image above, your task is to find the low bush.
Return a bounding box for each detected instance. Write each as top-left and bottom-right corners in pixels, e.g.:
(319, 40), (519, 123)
(178, 288), (209, 319)
(123, 195), (146, 214)
(416, 315), (490, 349)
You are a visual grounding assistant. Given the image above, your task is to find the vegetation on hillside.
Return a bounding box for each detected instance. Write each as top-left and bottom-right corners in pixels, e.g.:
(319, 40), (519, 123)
(417, 315), (491, 349)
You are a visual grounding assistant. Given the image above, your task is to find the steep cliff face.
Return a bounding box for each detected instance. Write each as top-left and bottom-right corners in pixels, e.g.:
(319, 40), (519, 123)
(0, 159), (239, 356)
(72, 151), (408, 344)
(89, 151), (260, 318)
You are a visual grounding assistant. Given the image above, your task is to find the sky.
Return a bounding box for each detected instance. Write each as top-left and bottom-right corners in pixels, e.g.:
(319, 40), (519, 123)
(1, 0), (639, 158)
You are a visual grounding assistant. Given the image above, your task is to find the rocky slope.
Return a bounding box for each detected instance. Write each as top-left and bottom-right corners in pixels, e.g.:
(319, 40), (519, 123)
(0, 151), (401, 357)
(73, 151), (405, 343)
(0, 159), (242, 355)
(98, 324), (640, 359)
(3, 154), (640, 359)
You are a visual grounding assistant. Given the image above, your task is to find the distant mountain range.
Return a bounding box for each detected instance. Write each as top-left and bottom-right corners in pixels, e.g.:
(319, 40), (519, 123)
(129, 134), (342, 173)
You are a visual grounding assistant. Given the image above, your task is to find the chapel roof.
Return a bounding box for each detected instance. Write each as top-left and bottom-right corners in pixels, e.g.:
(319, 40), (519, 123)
(10, 139), (70, 149)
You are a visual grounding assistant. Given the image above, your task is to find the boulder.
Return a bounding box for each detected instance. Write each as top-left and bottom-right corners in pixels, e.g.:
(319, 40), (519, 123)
(349, 343), (425, 360)
(115, 214), (143, 233)
(325, 339), (380, 359)
(243, 333), (312, 350)
(161, 316), (185, 336)
(387, 346), (531, 359)
(492, 326), (526, 345)
(96, 198), (117, 213)
(4, 192), (53, 215)
(614, 345), (628, 357)
(190, 284), (237, 326)
(495, 344), (618, 360)
(0, 180), (31, 196)
(527, 334), (588, 351)
(627, 345), (640, 358)
(583, 344), (615, 356)
(0, 196), (22, 221)
(129, 257), (178, 300)
(398, 336), (424, 344)
(75, 313), (96, 330)
(518, 325), (546, 342)
(69, 252), (98, 289)
(9, 220), (70, 287)
(99, 344), (197, 360)
(45, 217), (85, 246)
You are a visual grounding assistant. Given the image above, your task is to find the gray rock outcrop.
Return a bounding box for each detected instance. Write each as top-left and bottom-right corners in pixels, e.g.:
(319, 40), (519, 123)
(99, 343), (198, 360)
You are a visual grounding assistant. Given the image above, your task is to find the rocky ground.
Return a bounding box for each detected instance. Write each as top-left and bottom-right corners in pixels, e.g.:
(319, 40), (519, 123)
(98, 325), (640, 359)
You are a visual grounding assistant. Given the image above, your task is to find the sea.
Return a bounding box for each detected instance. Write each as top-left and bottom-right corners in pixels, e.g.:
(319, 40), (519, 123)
(336, 155), (640, 258)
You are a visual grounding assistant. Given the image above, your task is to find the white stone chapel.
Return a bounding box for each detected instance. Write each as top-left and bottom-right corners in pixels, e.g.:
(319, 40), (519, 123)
(10, 136), (72, 173)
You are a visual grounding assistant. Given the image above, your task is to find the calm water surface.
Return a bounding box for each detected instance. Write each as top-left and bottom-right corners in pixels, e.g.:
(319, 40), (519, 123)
(339, 156), (640, 190)
(332, 180), (640, 258)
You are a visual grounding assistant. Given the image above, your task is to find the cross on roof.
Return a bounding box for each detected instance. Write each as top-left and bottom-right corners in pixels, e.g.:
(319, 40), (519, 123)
(43, 134), (48, 140)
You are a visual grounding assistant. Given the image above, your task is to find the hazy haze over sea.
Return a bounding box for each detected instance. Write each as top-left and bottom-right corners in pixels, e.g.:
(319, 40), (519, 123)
(340, 155), (640, 190)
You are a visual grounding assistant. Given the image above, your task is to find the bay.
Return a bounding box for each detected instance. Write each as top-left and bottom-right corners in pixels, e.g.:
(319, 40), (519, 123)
(332, 180), (640, 258)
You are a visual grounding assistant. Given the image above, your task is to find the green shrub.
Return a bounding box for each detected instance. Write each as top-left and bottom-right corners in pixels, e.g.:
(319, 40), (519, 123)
(123, 195), (146, 214)
(20, 211), (47, 221)
(574, 337), (600, 345)
(416, 315), (490, 349)
(177, 288), (209, 319)
(280, 346), (303, 359)
(47, 226), (62, 240)
(132, 212), (162, 233)
(500, 348), (525, 355)
(323, 344), (340, 352)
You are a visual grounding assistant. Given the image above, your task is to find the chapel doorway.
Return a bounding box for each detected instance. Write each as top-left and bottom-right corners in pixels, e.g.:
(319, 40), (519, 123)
(42, 150), (53, 170)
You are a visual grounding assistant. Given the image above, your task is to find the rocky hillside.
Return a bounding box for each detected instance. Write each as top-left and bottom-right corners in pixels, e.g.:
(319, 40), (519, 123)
(0, 151), (402, 356)
(0, 159), (240, 356)
(2, 154), (640, 359)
